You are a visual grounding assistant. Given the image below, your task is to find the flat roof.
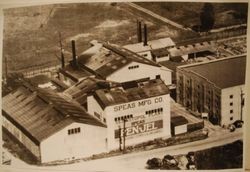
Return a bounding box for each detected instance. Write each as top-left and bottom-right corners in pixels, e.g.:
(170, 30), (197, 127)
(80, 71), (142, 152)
(2, 82), (106, 144)
(179, 55), (246, 89)
(93, 79), (169, 109)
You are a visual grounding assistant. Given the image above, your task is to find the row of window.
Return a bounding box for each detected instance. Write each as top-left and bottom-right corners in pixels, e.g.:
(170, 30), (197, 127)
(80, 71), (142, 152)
(128, 65), (139, 70)
(115, 114), (133, 122)
(145, 108), (163, 115)
(68, 127), (81, 135)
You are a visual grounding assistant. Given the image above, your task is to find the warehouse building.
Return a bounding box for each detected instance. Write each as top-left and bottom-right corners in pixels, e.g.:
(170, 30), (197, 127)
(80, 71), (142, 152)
(87, 79), (171, 150)
(176, 55), (246, 126)
(59, 40), (172, 86)
(2, 82), (107, 163)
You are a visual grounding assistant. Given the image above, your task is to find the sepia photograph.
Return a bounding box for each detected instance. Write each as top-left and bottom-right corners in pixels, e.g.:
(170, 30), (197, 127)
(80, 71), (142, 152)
(0, 0), (249, 171)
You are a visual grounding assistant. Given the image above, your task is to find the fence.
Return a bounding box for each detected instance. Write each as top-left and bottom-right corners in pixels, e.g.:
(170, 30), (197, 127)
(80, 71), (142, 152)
(8, 65), (61, 78)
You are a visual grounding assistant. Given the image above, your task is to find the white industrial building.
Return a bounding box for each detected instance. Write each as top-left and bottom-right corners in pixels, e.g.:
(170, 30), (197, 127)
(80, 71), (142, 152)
(176, 55), (246, 126)
(2, 83), (107, 163)
(59, 41), (172, 86)
(87, 79), (171, 150)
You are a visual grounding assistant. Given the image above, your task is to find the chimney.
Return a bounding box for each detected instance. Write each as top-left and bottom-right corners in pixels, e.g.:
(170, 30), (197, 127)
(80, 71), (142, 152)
(71, 40), (78, 68)
(137, 20), (142, 43)
(143, 23), (148, 46)
(61, 49), (65, 68)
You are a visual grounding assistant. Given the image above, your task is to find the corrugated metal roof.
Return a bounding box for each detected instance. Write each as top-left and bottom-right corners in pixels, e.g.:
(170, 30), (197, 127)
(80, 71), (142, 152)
(179, 55), (246, 89)
(62, 42), (160, 80)
(63, 77), (119, 105)
(93, 79), (169, 109)
(2, 83), (106, 144)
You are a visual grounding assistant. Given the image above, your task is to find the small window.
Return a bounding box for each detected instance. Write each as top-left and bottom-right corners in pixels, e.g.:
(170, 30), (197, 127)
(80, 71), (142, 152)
(230, 110), (233, 114)
(230, 117), (233, 120)
(230, 102), (233, 106)
(230, 95), (233, 99)
(115, 118), (117, 121)
(103, 118), (106, 123)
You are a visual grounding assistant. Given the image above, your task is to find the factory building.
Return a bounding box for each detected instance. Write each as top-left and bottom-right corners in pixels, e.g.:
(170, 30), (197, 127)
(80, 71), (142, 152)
(176, 55), (246, 126)
(87, 79), (171, 150)
(124, 21), (175, 62)
(168, 41), (217, 62)
(2, 82), (107, 163)
(123, 37), (175, 62)
(59, 40), (172, 86)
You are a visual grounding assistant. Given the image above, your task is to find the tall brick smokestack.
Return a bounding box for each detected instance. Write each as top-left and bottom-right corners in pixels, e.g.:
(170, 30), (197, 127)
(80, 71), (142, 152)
(71, 40), (78, 68)
(137, 20), (142, 43)
(143, 23), (148, 46)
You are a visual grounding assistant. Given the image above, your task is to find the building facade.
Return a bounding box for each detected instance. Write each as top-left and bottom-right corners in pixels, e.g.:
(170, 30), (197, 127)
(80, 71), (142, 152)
(176, 55), (246, 126)
(87, 79), (171, 150)
(59, 41), (172, 87)
(2, 83), (107, 163)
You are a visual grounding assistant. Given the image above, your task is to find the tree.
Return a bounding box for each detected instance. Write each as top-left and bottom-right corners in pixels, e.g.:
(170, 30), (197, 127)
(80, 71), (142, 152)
(200, 3), (215, 32)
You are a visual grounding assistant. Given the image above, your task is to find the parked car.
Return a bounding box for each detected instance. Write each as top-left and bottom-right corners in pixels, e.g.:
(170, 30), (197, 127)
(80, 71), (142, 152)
(228, 124), (236, 132)
(146, 157), (162, 169)
(186, 151), (195, 162)
(162, 154), (178, 168)
(233, 120), (244, 128)
(186, 162), (196, 170)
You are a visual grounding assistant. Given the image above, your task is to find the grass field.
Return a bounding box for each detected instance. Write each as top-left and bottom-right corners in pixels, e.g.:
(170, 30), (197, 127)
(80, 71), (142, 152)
(135, 2), (248, 29)
(3, 2), (198, 73)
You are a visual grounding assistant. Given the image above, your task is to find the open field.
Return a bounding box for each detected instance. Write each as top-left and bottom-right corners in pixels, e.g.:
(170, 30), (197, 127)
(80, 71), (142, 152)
(3, 2), (198, 73)
(135, 2), (248, 29)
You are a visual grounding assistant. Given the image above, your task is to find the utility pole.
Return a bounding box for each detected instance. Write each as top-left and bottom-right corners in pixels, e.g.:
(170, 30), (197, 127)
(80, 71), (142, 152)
(118, 126), (122, 151)
(123, 119), (127, 153)
(240, 89), (244, 121)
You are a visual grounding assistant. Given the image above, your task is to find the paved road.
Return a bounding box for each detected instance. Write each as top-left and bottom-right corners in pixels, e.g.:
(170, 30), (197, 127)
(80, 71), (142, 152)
(5, 128), (241, 171)
(126, 2), (192, 31)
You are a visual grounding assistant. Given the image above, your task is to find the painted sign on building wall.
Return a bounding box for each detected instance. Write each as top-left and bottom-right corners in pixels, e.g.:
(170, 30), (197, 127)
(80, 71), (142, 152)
(113, 97), (163, 112)
(114, 120), (163, 139)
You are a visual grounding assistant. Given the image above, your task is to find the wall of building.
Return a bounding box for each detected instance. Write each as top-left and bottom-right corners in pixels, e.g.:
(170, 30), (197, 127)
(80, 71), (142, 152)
(107, 62), (172, 85)
(221, 85), (245, 126)
(104, 94), (171, 151)
(87, 95), (106, 123)
(2, 116), (41, 160)
(176, 68), (222, 125)
(40, 122), (107, 163)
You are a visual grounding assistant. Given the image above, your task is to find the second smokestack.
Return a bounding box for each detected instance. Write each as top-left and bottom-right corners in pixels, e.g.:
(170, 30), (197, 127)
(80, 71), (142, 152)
(71, 40), (78, 68)
(143, 23), (148, 46)
(137, 20), (142, 43)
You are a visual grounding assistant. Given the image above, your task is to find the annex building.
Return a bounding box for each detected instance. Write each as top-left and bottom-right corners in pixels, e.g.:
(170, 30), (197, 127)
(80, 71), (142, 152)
(2, 82), (107, 163)
(176, 55), (246, 126)
(59, 40), (172, 86)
